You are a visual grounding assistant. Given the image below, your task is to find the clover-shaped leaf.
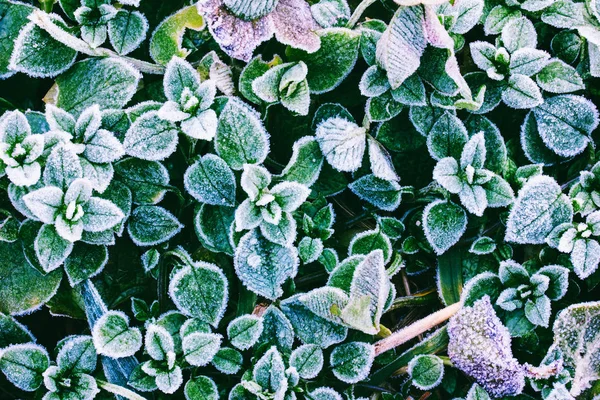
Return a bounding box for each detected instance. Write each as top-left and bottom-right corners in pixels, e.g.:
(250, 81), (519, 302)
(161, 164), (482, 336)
(92, 311), (142, 358)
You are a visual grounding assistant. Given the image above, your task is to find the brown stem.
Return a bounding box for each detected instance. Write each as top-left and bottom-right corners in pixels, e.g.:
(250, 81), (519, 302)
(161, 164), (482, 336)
(374, 302), (462, 356)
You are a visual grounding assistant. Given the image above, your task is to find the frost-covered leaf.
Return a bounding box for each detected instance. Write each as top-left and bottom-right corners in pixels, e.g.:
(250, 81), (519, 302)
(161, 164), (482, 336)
(348, 174), (402, 211)
(448, 296), (525, 397)
(184, 154), (236, 207)
(280, 294), (347, 348)
(290, 344), (323, 379)
(311, 0), (350, 28)
(0, 0), (33, 78)
(423, 200), (467, 255)
(571, 238), (600, 279)
(253, 346), (287, 398)
(340, 250), (389, 334)
(64, 243), (108, 287)
(484, 5), (522, 36)
(0, 241), (62, 315)
(348, 229), (392, 263)
(149, 5), (205, 65)
(35, 224), (73, 272)
(81, 197), (124, 233)
(298, 287), (348, 324)
(55, 58), (141, 116)
(56, 335), (96, 374)
(469, 236), (496, 255)
(299, 237), (324, 264)
(92, 311), (142, 358)
(0, 343), (48, 391)
(509, 48), (550, 76)
(427, 112), (469, 160)
(108, 10), (148, 55)
(271, 181), (310, 212)
(316, 117), (365, 172)
(182, 332), (222, 366)
(22, 186), (63, 224)
(128, 205), (182, 246)
(114, 158), (169, 205)
(211, 347), (243, 375)
(366, 91), (403, 122)
(448, 0), (484, 34)
(44, 145), (82, 189)
(408, 354), (444, 390)
(330, 342), (374, 383)
(506, 175), (572, 244)
(124, 112), (179, 161)
(9, 16), (77, 78)
(532, 95), (599, 157)
(542, 1), (584, 29)
(536, 60), (584, 94)
(185, 376), (218, 400)
(257, 306), (295, 352)
(194, 204), (235, 255)
(551, 301), (600, 396)
(368, 137), (398, 181)
(377, 6), (426, 89)
(502, 74), (543, 109)
(227, 315), (263, 350)
(215, 98), (269, 170)
(308, 387), (343, 400)
(389, 73), (426, 106)
(234, 230), (299, 300)
(524, 294), (551, 327)
(169, 259), (228, 326)
(501, 17), (537, 53)
(288, 28), (360, 94)
(0, 313), (34, 347)
(359, 65), (389, 98)
(279, 136), (324, 186)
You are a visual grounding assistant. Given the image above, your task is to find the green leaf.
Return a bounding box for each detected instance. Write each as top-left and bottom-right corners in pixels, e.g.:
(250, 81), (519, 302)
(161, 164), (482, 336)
(149, 5), (205, 65)
(55, 57), (141, 116)
(423, 200), (467, 255)
(211, 347), (243, 375)
(571, 238), (600, 280)
(0, 343), (48, 391)
(501, 17), (537, 53)
(92, 310), (142, 358)
(484, 5), (522, 35)
(227, 314), (263, 350)
(437, 247), (465, 305)
(184, 154), (236, 207)
(505, 175), (573, 244)
(536, 59), (584, 94)
(299, 286), (348, 324)
(299, 237), (324, 264)
(390, 73), (427, 106)
(215, 98), (269, 170)
(531, 95), (599, 157)
(348, 229), (392, 263)
(127, 205), (183, 246)
(308, 387), (344, 400)
(256, 306), (294, 352)
(253, 346), (287, 397)
(35, 224), (73, 272)
(234, 230), (299, 300)
(349, 174), (402, 211)
(366, 92), (403, 122)
(408, 354), (444, 390)
(115, 158), (170, 205)
(9, 15), (77, 78)
(0, 313), (34, 348)
(508, 48), (550, 77)
(182, 332), (222, 366)
(185, 376), (219, 400)
(502, 74), (543, 109)
(287, 28), (360, 94)
(330, 342), (374, 383)
(311, 0), (350, 28)
(169, 259), (228, 326)
(427, 112), (469, 161)
(290, 344), (324, 379)
(194, 204), (235, 255)
(316, 117), (366, 172)
(56, 335), (96, 374)
(108, 10), (148, 56)
(524, 294), (551, 327)
(279, 136), (324, 186)
(124, 112), (179, 161)
(470, 237), (496, 255)
(0, 0), (34, 78)
(542, 1), (584, 28)
(64, 243), (108, 287)
(43, 145), (82, 190)
(280, 294), (347, 348)
(359, 65), (390, 98)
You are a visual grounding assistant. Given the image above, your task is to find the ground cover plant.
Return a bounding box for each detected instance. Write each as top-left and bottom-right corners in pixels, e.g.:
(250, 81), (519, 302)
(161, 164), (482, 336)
(1, 0), (600, 398)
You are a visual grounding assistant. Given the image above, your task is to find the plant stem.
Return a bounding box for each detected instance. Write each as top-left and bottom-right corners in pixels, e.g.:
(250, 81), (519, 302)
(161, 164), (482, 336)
(29, 10), (165, 74)
(97, 380), (147, 400)
(374, 302), (462, 356)
(346, 0), (378, 28)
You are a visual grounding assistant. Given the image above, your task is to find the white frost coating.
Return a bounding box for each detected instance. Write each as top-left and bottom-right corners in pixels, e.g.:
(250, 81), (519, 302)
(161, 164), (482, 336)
(307, 387), (343, 400)
(289, 344), (324, 379)
(241, 164), (272, 201)
(502, 74), (543, 110)
(278, 136), (324, 187)
(501, 17), (537, 54)
(340, 250), (389, 334)
(182, 332), (222, 366)
(433, 157), (462, 193)
(253, 346), (288, 400)
(422, 199), (467, 255)
(22, 186), (63, 224)
(124, 112), (179, 161)
(469, 41), (496, 71)
(270, 181), (310, 212)
(298, 287), (349, 325)
(407, 354), (444, 390)
(227, 315), (263, 350)
(509, 48), (550, 76)
(92, 310), (142, 358)
(505, 175), (573, 244)
(348, 228), (392, 262)
(368, 137), (398, 181)
(329, 341), (375, 384)
(168, 259), (229, 327)
(315, 117), (366, 172)
(145, 324), (175, 361)
(448, 296), (526, 397)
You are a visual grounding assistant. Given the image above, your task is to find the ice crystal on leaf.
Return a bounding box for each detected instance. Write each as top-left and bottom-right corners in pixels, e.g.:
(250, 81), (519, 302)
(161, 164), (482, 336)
(197, 0), (320, 62)
(0, 110), (43, 187)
